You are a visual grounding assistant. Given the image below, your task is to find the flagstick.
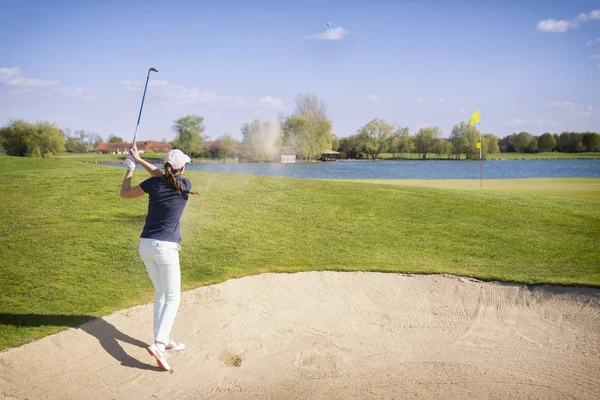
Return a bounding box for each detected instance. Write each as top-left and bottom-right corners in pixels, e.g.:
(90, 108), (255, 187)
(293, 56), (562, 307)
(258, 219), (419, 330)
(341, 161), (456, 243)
(479, 114), (482, 189)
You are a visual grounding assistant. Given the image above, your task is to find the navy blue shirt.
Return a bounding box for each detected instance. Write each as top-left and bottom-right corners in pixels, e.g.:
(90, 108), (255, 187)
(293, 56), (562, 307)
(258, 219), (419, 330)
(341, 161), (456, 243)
(139, 176), (191, 243)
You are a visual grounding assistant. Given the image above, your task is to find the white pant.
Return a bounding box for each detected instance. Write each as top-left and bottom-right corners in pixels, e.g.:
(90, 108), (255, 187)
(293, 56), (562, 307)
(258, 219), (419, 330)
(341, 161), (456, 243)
(138, 238), (181, 345)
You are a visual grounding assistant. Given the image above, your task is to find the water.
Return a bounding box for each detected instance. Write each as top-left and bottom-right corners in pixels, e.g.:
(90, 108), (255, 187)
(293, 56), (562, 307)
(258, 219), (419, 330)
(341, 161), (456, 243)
(111, 159), (600, 179)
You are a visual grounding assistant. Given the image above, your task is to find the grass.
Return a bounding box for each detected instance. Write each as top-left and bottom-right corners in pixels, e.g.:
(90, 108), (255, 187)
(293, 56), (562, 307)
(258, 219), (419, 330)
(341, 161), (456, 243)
(367, 152), (600, 160)
(0, 155), (599, 351)
(488, 152), (600, 159)
(332, 178), (600, 200)
(376, 153), (457, 160)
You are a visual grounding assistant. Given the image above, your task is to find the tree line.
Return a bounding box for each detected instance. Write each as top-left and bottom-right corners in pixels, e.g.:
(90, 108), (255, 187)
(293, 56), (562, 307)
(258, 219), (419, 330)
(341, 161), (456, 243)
(498, 132), (600, 153)
(1, 94), (599, 159)
(338, 121), (500, 160)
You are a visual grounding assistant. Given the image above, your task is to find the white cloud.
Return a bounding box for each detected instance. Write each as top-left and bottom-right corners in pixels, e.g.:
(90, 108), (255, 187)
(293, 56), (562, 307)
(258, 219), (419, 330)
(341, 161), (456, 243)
(439, 98), (446, 103)
(591, 54), (600, 59)
(536, 19), (577, 33)
(0, 67), (94, 99)
(367, 94), (378, 102)
(457, 108), (465, 113)
(0, 67), (59, 88)
(578, 9), (600, 22)
(414, 97), (424, 104)
(304, 27), (348, 40)
(537, 9), (600, 33)
(540, 101), (600, 119)
(257, 96), (285, 109)
(500, 118), (559, 128)
(544, 101), (575, 107)
(586, 37), (600, 46)
(569, 104), (598, 119)
(121, 79), (284, 110)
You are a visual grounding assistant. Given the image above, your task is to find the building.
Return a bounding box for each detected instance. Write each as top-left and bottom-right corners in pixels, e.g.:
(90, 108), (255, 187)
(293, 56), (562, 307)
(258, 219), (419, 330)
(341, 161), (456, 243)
(320, 150), (340, 161)
(280, 146), (296, 163)
(93, 141), (173, 154)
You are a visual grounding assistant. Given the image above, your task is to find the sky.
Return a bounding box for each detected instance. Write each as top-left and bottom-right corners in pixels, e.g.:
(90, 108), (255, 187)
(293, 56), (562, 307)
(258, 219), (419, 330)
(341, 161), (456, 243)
(1, 0), (599, 142)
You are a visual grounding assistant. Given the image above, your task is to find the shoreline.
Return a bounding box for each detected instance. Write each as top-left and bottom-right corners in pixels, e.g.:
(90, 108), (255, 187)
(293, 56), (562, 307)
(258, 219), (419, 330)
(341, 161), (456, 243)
(87, 157), (600, 165)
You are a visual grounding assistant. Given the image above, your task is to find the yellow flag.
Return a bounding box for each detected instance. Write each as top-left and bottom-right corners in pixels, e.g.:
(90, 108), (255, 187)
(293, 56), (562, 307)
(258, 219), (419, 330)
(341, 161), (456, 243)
(468, 110), (480, 126)
(476, 142), (481, 149)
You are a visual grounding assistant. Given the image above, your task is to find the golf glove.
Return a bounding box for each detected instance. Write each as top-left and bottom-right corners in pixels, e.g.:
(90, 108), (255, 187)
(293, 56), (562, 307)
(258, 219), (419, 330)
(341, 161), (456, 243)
(125, 155), (136, 171)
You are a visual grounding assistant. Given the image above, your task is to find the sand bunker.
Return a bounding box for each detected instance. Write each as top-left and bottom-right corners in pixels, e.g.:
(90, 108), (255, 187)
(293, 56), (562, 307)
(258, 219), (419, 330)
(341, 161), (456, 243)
(1, 272), (599, 399)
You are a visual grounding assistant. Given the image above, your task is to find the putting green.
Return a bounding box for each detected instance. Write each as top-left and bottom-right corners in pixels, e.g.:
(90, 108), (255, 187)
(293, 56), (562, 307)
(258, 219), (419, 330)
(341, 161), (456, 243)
(328, 178), (600, 200)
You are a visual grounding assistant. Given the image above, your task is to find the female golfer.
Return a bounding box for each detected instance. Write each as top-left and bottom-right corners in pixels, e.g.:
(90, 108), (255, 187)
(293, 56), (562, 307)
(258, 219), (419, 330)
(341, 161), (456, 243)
(120, 145), (197, 371)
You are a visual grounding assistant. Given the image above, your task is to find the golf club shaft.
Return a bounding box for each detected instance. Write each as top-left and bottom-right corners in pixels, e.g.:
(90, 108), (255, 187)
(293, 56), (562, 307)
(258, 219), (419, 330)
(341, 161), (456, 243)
(132, 68), (157, 144)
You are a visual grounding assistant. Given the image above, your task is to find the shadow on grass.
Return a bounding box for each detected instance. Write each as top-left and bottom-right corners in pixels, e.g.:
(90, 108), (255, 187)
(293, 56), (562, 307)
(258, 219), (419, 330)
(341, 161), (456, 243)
(0, 314), (160, 371)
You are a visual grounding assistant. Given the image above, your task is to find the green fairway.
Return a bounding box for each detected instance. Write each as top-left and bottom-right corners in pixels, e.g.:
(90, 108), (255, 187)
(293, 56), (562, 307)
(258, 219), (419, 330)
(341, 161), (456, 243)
(332, 178), (600, 200)
(1, 156), (599, 351)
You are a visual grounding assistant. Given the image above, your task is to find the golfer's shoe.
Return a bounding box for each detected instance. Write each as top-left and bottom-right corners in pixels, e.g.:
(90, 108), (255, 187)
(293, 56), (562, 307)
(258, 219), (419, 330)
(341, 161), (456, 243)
(166, 339), (185, 352)
(147, 343), (171, 371)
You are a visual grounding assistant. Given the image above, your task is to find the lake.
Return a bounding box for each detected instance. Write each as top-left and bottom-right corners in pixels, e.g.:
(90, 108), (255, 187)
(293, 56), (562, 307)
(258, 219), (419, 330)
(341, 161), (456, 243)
(112, 159), (600, 180)
(184, 159), (600, 179)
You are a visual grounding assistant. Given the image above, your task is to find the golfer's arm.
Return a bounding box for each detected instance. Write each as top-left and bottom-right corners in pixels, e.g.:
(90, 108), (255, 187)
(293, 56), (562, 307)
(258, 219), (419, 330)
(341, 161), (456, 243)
(120, 170), (145, 198)
(137, 157), (164, 177)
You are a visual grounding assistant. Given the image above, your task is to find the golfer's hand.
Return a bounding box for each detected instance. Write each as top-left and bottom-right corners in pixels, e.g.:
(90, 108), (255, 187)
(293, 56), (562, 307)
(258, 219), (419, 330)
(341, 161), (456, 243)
(125, 155), (136, 172)
(129, 144), (142, 162)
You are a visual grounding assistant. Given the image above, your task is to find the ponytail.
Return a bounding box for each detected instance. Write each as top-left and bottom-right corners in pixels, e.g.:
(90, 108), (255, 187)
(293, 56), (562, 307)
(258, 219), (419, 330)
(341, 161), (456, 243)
(163, 163), (199, 195)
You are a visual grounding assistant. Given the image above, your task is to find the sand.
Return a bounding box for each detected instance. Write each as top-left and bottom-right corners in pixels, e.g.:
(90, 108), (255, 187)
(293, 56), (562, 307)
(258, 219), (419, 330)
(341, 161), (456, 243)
(1, 272), (599, 399)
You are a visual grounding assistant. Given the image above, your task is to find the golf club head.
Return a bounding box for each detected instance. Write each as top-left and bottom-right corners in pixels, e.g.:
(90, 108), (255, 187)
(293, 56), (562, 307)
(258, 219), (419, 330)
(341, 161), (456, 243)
(149, 67), (159, 73)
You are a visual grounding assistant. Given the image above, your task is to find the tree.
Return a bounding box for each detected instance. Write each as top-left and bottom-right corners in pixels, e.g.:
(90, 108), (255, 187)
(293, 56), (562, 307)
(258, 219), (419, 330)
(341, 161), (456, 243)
(482, 134), (499, 156)
(387, 126), (410, 159)
(387, 132), (400, 159)
(62, 129), (101, 152)
(450, 122), (479, 159)
(283, 94), (332, 161)
(108, 135), (124, 143)
(582, 132), (600, 152)
(395, 127), (410, 158)
(218, 133), (237, 161)
(450, 124), (466, 159)
(514, 132), (533, 153)
(553, 133), (560, 148)
(338, 135), (360, 159)
(415, 126), (441, 159)
(440, 138), (453, 159)
(537, 133), (556, 152)
(64, 136), (86, 153)
(433, 138), (452, 159)
(401, 134), (415, 159)
(87, 132), (102, 152)
(331, 134), (340, 152)
(556, 132), (583, 153)
(357, 118), (393, 160)
(0, 120), (64, 157)
(172, 115), (207, 157)
(527, 137), (538, 153)
(499, 133), (518, 153)
(432, 138), (443, 159)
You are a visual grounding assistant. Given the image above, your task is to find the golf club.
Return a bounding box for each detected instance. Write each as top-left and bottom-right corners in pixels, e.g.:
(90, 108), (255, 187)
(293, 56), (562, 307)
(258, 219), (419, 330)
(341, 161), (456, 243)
(132, 67), (159, 145)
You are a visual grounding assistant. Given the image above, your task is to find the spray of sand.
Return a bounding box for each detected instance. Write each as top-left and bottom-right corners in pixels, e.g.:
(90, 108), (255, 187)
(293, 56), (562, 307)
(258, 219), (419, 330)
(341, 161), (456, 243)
(256, 120), (283, 161)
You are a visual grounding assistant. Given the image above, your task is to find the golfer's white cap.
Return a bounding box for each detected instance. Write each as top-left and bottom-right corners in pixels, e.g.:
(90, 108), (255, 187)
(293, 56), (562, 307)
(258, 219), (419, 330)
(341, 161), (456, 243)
(164, 149), (191, 170)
